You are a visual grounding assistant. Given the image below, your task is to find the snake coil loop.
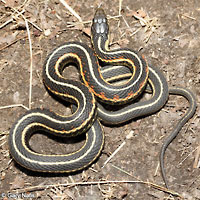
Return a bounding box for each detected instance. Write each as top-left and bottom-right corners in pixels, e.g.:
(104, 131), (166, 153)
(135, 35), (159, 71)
(9, 8), (196, 189)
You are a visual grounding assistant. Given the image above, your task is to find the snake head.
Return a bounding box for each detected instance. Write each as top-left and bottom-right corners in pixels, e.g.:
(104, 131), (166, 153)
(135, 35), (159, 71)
(91, 8), (109, 41)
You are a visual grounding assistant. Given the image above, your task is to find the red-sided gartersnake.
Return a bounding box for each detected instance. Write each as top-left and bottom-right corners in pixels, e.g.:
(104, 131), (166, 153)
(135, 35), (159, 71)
(9, 8), (148, 173)
(9, 8), (196, 189)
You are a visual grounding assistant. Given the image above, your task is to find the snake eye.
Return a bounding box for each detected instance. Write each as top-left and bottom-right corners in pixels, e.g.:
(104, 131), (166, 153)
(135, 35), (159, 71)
(97, 18), (102, 23)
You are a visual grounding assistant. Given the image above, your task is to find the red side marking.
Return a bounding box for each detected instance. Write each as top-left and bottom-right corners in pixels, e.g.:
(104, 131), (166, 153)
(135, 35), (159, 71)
(82, 70), (87, 77)
(139, 81), (146, 91)
(127, 91), (134, 98)
(82, 71), (85, 76)
(113, 94), (119, 100)
(99, 92), (106, 99)
(88, 85), (95, 94)
(146, 66), (148, 73)
(141, 55), (149, 72)
(141, 54), (146, 60)
(89, 87), (94, 93)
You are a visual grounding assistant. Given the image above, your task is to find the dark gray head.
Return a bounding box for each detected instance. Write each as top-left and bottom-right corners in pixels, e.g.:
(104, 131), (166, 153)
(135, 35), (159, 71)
(91, 8), (109, 42)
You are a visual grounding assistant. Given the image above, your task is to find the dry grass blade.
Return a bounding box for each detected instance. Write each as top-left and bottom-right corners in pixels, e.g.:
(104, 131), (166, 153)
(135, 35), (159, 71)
(193, 145), (200, 168)
(102, 141), (126, 168)
(59, 0), (82, 22)
(0, 104), (29, 110)
(0, 10), (25, 29)
(24, 18), (33, 109)
(119, 0), (123, 16)
(0, 35), (28, 51)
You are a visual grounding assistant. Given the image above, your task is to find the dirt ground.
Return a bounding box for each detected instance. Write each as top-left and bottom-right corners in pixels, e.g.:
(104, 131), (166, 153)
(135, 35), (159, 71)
(0, 0), (200, 199)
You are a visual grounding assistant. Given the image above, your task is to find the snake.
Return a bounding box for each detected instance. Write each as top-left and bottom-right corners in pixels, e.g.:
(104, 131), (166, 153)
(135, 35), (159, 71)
(8, 8), (196, 189)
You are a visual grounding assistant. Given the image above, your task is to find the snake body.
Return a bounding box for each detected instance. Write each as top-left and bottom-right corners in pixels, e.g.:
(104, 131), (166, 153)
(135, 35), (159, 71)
(9, 8), (196, 189)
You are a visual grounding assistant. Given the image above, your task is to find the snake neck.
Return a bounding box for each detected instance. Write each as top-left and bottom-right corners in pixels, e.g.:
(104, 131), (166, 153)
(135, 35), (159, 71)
(92, 36), (110, 60)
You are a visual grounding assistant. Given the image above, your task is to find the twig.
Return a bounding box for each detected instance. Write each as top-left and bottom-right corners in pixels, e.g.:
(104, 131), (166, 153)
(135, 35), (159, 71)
(0, 139), (6, 147)
(0, 159), (13, 173)
(130, 27), (142, 36)
(0, 10), (25, 29)
(27, 19), (43, 32)
(154, 162), (160, 177)
(181, 13), (196, 20)
(102, 141), (126, 168)
(0, 104), (29, 110)
(108, 14), (122, 20)
(193, 145), (200, 168)
(14, 180), (140, 192)
(111, 164), (139, 179)
(177, 14), (182, 27)
(0, 35), (28, 51)
(0, 0), (42, 31)
(119, 0), (123, 16)
(14, 180), (183, 198)
(178, 147), (198, 167)
(59, 0), (82, 22)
